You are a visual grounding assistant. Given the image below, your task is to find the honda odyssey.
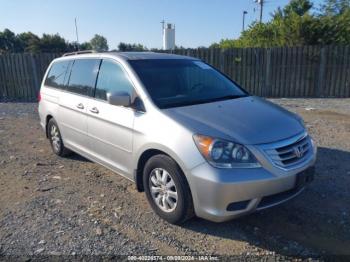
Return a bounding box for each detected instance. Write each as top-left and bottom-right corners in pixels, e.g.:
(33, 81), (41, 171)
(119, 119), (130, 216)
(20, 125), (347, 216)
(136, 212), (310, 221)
(38, 51), (316, 224)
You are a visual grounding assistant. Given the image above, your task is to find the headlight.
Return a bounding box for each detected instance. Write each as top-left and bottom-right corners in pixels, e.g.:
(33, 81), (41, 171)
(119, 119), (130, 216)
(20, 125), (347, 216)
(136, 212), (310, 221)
(193, 134), (261, 168)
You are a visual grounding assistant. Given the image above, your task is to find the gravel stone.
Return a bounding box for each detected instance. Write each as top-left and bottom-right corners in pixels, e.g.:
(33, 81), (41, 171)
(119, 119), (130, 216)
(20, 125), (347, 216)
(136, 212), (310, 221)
(0, 100), (349, 258)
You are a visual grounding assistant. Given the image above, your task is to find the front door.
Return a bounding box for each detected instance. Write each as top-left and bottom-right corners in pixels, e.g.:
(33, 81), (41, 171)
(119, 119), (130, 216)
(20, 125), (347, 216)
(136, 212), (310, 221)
(87, 59), (136, 176)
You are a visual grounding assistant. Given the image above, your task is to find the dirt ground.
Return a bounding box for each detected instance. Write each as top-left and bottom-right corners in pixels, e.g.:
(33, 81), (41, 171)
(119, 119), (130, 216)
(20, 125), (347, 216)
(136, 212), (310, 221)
(0, 98), (349, 259)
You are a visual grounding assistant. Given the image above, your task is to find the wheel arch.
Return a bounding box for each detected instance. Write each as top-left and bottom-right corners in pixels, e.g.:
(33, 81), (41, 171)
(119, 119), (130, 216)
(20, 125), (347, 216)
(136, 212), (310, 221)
(134, 146), (189, 192)
(45, 114), (54, 138)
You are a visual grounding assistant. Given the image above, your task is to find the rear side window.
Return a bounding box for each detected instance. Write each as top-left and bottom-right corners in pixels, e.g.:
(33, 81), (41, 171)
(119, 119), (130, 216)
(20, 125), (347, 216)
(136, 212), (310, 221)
(67, 59), (100, 96)
(95, 60), (134, 101)
(45, 60), (71, 89)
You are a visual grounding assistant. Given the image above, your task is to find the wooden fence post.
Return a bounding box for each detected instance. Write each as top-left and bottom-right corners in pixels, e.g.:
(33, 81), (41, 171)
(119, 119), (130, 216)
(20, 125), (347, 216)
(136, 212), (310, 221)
(0, 56), (8, 98)
(30, 54), (40, 96)
(265, 48), (272, 97)
(316, 47), (326, 98)
(219, 49), (225, 72)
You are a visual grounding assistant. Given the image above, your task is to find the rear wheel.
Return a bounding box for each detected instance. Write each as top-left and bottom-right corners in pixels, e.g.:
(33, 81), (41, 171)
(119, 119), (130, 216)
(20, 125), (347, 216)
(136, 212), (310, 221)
(143, 154), (194, 224)
(47, 118), (71, 157)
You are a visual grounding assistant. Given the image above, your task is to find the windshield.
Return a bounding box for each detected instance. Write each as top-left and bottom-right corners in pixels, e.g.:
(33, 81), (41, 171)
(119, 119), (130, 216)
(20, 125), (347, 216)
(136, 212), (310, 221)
(129, 59), (248, 109)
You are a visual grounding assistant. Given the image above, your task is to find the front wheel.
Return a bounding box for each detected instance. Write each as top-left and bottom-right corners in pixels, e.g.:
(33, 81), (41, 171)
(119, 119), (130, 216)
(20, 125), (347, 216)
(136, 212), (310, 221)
(143, 154), (194, 224)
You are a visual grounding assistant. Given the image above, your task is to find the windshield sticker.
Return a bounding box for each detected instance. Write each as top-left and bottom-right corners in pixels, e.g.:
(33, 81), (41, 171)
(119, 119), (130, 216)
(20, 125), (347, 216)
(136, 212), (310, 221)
(193, 61), (212, 70)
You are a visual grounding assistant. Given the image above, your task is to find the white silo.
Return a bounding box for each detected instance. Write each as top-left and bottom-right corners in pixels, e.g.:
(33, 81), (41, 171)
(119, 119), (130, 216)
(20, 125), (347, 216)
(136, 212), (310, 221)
(163, 23), (175, 50)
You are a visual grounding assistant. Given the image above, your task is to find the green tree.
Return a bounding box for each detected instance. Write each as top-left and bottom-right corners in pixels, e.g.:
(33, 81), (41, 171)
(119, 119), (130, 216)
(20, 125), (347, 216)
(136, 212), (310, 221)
(317, 0), (350, 44)
(320, 0), (350, 15)
(211, 0), (350, 48)
(0, 29), (22, 53)
(118, 42), (129, 51)
(118, 42), (147, 51)
(17, 32), (41, 52)
(209, 42), (220, 48)
(284, 0), (313, 16)
(39, 34), (68, 53)
(79, 42), (92, 50)
(90, 34), (108, 51)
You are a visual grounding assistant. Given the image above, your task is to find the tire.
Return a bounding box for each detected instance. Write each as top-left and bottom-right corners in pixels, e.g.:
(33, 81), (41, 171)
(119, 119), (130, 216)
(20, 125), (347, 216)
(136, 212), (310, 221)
(47, 118), (71, 157)
(143, 154), (194, 224)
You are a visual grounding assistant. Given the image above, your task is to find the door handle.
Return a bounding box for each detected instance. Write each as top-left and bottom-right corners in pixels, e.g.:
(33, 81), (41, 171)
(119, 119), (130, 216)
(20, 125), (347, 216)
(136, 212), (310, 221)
(76, 103), (84, 109)
(89, 107), (99, 114)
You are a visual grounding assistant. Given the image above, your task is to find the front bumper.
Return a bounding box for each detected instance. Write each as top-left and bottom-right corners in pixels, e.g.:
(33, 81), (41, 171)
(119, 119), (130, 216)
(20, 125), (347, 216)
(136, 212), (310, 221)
(186, 141), (316, 222)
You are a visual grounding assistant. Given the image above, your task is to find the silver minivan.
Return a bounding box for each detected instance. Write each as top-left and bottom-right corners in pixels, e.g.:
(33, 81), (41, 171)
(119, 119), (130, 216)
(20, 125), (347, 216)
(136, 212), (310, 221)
(38, 51), (316, 224)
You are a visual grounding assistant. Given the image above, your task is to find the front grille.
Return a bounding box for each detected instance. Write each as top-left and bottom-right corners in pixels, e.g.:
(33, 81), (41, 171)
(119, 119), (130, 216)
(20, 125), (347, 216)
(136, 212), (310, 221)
(264, 135), (311, 168)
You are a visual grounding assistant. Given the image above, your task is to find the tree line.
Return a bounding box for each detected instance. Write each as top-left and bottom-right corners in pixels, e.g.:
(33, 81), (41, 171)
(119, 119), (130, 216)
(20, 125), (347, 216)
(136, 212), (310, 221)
(0, 30), (149, 54)
(211, 0), (350, 48)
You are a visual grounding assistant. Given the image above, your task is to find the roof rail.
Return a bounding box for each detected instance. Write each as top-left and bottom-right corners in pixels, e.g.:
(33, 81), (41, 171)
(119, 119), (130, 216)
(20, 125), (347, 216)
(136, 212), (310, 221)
(62, 50), (97, 57)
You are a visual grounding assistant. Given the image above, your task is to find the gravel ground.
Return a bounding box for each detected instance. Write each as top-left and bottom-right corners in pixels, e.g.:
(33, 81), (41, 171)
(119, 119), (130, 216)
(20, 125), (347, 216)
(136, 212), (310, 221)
(0, 99), (349, 260)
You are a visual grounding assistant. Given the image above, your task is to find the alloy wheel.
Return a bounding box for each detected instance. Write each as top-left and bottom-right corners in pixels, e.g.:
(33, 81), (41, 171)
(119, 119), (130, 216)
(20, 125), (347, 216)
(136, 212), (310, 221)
(149, 168), (178, 213)
(50, 124), (61, 152)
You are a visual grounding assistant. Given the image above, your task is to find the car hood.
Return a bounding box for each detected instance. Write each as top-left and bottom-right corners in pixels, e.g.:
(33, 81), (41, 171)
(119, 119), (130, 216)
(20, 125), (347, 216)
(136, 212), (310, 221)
(163, 96), (304, 145)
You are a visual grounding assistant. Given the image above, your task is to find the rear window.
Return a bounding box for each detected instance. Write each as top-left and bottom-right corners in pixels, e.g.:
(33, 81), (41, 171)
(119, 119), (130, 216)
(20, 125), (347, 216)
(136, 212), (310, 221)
(44, 60), (71, 89)
(66, 59), (100, 96)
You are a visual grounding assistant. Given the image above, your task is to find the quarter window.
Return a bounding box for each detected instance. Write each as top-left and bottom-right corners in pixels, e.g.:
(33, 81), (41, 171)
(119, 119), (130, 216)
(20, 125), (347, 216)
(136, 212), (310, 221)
(45, 60), (71, 89)
(67, 59), (100, 96)
(95, 60), (134, 101)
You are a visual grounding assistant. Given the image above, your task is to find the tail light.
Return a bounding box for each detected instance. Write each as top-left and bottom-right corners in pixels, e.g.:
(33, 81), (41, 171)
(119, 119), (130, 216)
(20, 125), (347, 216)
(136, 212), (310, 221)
(38, 92), (41, 102)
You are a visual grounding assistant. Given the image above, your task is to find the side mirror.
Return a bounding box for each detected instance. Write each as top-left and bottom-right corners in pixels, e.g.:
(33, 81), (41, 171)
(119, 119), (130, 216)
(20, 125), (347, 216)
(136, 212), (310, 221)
(107, 91), (131, 107)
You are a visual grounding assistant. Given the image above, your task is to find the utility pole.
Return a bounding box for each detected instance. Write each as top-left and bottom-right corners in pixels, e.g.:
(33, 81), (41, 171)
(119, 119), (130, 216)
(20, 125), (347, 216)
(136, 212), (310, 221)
(74, 17), (79, 50)
(242, 11), (248, 32)
(258, 0), (264, 23)
(160, 19), (165, 33)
